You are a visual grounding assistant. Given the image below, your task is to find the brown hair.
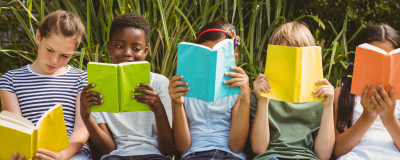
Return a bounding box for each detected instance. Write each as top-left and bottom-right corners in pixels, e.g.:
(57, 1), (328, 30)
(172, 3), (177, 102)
(38, 10), (85, 47)
(337, 24), (400, 133)
(197, 20), (235, 44)
(269, 22), (315, 47)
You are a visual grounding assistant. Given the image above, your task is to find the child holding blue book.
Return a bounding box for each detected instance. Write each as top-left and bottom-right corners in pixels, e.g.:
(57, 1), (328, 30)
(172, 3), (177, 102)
(250, 22), (335, 160)
(0, 10), (91, 160)
(334, 24), (400, 160)
(169, 20), (250, 160)
(79, 13), (174, 160)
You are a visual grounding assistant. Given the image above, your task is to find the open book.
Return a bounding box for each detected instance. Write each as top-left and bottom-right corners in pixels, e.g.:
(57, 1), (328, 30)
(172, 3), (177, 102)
(351, 43), (400, 99)
(176, 39), (240, 102)
(0, 104), (70, 160)
(88, 61), (151, 112)
(261, 45), (325, 103)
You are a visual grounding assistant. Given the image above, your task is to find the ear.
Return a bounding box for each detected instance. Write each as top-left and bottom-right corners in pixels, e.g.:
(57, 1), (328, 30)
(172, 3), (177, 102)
(106, 41), (111, 53)
(35, 30), (41, 45)
(235, 53), (238, 60)
(143, 46), (149, 59)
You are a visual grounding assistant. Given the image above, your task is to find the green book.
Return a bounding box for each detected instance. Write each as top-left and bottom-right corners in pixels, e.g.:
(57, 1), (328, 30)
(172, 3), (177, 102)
(87, 61), (151, 112)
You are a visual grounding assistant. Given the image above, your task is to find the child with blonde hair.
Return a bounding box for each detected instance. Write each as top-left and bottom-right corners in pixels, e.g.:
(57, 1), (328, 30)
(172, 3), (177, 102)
(250, 22), (335, 160)
(0, 10), (91, 160)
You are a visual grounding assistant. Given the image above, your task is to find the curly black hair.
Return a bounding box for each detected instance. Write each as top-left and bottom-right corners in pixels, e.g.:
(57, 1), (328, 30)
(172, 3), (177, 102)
(109, 13), (150, 45)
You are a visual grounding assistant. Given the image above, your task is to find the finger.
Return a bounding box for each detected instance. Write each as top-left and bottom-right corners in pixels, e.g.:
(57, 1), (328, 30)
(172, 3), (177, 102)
(172, 87), (191, 94)
(225, 72), (244, 78)
(230, 66), (246, 74)
(133, 89), (156, 96)
(361, 84), (372, 99)
(132, 95), (154, 100)
(315, 87), (325, 97)
(316, 78), (331, 85)
(259, 85), (270, 93)
(35, 153), (53, 160)
(373, 89), (385, 105)
(224, 78), (243, 84)
(171, 92), (188, 99)
(82, 84), (96, 93)
(313, 86), (323, 96)
(170, 80), (188, 89)
(10, 152), (18, 160)
(17, 154), (24, 160)
(137, 83), (155, 91)
(38, 149), (57, 158)
(86, 91), (103, 99)
(227, 82), (244, 88)
(371, 96), (381, 110)
(389, 84), (396, 102)
(136, 99), (151, 104)
(169, 75), (184, 84)
(88, 96), (102, 102)
(88, 101), (102, 106)
(377, 84), (390, 103)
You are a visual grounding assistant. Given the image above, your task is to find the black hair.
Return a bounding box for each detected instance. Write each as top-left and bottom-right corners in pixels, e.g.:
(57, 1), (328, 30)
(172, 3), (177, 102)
(337, 24), (400, 133)
(109, 13), (150, 45)
(197, 20), (235, 44)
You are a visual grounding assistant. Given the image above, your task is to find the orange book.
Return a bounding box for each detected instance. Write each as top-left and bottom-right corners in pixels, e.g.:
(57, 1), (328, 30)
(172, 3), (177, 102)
(351, 43), (400, 99)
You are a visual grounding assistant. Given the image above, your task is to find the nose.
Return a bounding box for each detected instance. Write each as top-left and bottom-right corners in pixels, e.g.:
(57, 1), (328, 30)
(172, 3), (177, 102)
(123, 48), (133, 57)
(50, 54), (58, 65)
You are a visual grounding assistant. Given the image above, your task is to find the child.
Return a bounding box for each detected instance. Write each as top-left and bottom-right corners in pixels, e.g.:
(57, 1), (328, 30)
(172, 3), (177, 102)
(169, 20), (249, 160)
(0, 10), (91, 159)
(79, 13), (174, 160)
(250, 22), (335, 160)
(334, 24), (400, 160)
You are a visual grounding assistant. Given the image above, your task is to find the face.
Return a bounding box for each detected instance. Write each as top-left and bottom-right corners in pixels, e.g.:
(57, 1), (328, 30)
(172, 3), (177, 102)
(369, 40), (395, 53)
(34, 31), (76, 75)
(107, 27), (148, 64)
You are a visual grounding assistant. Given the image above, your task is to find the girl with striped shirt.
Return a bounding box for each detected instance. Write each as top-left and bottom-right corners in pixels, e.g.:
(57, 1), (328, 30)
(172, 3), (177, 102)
(0, 10), (91, 160)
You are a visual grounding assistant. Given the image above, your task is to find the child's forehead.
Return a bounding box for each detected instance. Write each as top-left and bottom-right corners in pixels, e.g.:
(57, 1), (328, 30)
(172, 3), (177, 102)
(112, 27), (146, 41)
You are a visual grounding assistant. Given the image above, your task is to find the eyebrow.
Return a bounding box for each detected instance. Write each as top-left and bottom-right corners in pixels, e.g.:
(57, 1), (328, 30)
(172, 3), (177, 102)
(46, 44), (55, 51)
(115, 39), (143, 45)
(46, 44), (73, 56)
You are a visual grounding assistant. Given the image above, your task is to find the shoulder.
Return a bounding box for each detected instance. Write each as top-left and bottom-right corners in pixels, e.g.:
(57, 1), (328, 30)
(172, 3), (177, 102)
(150, 72), (169, 85)
(1, 65), (29, 79)
(68, 66), (87, 75)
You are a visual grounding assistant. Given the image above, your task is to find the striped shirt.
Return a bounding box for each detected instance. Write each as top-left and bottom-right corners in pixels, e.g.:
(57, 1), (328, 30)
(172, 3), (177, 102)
(0, 64), (90, 151)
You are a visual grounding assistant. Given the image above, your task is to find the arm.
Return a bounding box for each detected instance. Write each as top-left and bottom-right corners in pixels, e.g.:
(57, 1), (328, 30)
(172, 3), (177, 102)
(133, 83), (174, 155)
(35, 91), (91, 159)
(168, 75), (191, 154)
(225, 67), (251, 153)
(372, 84), (400, 151)
(333, 84), (378, 158)
(250, 74), (271, 154)
(313, 79), (335, 160)
(0, 90), (22, 115)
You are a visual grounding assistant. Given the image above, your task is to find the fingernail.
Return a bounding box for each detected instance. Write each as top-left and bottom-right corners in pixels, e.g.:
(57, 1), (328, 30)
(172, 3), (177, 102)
(223, 81), (227, 84)
(132, 96), (135, 99)
(368, 84), (371, 87)
(100, 95), (103, 98)
(390, 83), (393, 86)
(225, 72), (228, 75)
(268, 84), (271, 88)
(374, 89), (377, 92)
(186, 82), (189, 85)
(188, 87), (191, 90)
(231, 66), (234, 69)
(132, 89), (135, 92)
(180, 75), (184, 78)
(38, 149), (41, 152)
(137, 84), (140, 87)
(92, 84), (95, 87)
(266, 78), (269, 81)
(313, 91), (315, 93)
(101, 100), (104, 103)
(378, 84), (382, 87)
(36, 153), (39, 156)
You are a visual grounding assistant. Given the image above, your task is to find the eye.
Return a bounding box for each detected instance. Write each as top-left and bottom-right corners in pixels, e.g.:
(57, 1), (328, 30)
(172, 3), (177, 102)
(47, 48), (54, 52)
(133, 47), (141, 51)
(116, 45), (123, 49)
(62, 55), (69, 58)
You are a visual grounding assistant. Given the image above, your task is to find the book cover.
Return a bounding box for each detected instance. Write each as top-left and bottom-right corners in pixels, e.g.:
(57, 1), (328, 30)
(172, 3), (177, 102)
(176, 39), (240, 102)
(88, 61), (151, 112)
(261, 45), (325, 103)
(351, 43), (400, 99)
(0, 104), (69, 160)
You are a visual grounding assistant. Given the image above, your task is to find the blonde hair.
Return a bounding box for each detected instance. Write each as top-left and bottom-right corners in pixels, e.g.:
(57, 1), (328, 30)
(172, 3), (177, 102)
(38, 10), (85, 47)
(269, 22), (315, 47)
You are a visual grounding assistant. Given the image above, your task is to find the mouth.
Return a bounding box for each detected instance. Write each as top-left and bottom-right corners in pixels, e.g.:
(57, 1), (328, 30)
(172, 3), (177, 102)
(120, 60), (134, 63)
(46, 64), (56, 70)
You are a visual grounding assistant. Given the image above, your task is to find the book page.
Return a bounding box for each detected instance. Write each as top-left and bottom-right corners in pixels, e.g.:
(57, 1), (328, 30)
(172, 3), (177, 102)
(359, 43), (389, 55)
(36, 104), (70, 152)
(389, 52), (400, 99)
(212, 39), (233, 50)
(389, 48), (400, 55)
(0, 110), (34, 129)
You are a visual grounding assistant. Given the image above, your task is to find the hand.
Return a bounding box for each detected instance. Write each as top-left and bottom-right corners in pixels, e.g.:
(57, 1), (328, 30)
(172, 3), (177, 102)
(132, 83), (165, 114)
(371, 84), (396, 119)
(33, 149), (65, 160)
(10, 152), (27, 160)
(360, 84), (378, 119)
(168, 75), (190, 106)
(313, 79), (334, 107)
(253, 73), (271, 99)
(224, 66), (251, 101)
(80, 84), (103, 119)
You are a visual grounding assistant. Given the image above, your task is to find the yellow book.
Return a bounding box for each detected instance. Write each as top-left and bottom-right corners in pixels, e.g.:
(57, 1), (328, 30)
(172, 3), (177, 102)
(0, 104), (70, 160)
(261, 45), (325, 103)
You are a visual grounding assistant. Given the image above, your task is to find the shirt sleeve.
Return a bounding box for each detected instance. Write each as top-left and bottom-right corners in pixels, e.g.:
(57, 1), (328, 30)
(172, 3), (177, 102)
(78, 71), (88, 92)
(155, 75), (173, 127)
(0, 71), (15, 93)
(91, 112), (106, 124)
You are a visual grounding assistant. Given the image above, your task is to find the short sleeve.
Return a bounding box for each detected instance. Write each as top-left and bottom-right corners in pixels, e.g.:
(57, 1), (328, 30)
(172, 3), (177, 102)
(78, 71), (88, 92)
(0, 71), (15, 93)
(154, 74), (173, 127)
(91, 112), (106, 124)
(249, 91), (259, 127)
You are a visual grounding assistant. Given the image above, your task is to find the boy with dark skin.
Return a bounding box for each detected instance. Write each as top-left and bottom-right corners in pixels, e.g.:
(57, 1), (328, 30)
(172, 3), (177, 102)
(79, 13), (173, 160)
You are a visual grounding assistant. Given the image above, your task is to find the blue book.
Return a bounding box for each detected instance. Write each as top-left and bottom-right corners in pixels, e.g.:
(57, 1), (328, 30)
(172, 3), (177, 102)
(176, 39), (241, 102)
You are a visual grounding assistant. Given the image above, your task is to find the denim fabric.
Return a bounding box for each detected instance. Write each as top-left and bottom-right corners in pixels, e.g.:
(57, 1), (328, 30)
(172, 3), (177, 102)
(265, 157), (313, 160)
(182, 150), (241, 160)
(101, 154), (171, 160)
(70, 147), (93, 160)
(182, 95), (246, 160)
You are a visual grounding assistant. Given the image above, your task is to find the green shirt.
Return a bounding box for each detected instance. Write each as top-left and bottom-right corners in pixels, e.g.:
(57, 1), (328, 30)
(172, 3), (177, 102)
(250, 91), (323, 160)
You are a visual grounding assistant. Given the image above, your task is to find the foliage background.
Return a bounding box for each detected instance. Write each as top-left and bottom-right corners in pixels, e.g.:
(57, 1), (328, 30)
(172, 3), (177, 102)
(1, 0), (399, 109)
